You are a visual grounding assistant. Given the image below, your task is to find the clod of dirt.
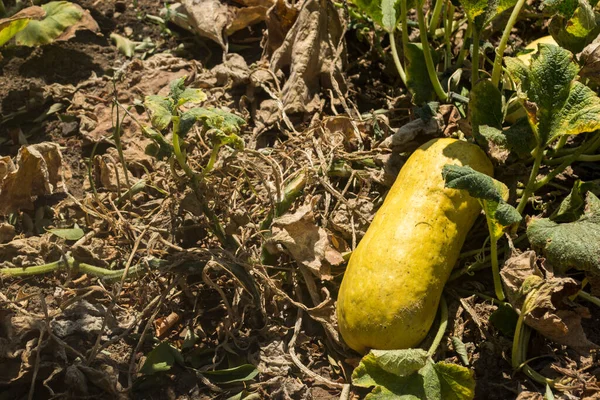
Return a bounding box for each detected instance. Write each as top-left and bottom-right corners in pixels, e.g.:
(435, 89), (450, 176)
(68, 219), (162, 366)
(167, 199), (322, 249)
(0, 143), (64, 215)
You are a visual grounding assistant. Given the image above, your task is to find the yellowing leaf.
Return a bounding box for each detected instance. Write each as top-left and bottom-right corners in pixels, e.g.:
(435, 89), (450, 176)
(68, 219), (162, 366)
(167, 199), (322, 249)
(15, 1), (98, 47)
(506, 44), (600, 147)
(0, 6), (45, 46)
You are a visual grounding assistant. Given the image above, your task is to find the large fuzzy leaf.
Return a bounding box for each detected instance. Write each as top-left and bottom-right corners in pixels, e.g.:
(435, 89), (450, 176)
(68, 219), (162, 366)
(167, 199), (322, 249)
(443, 165), (521, 240)
(505, 44), (600, 147)
(527, 192), (600, 274)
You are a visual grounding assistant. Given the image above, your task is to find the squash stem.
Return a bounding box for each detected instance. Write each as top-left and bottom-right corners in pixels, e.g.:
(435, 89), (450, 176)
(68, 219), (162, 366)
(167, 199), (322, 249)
(578, 290), (600, 308)
(489, 236), (505, 301)
(456, 20), (472, 68)
(512, 293), (555, 387)
(491, 0), (527, 86)
(429, 0), (444, 36)
(471, 26), (480, 86)
(444, 1), (455, 70)
(389, 32), (409, 89)
(427, 295), (448, 357)
(516, 145), (543, 214)
(417, 6), (448, 101)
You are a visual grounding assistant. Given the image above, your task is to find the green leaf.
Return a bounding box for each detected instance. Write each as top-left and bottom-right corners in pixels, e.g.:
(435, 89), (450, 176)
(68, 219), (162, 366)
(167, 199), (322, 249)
(353, 350), (428, 398)
(544, 0), (580, 18)
(406, 43), (437, 105)
(47, 227), (84, 240)
(110, 32), (136, 57)
(549, 6), (600, 53)
(456, 0), (514, 25)
(178, 88), (207, 106)
(142, 126), (173, 160)
(370, 349), (430, 376)
(144, 95), (174, 131)
(527, 192), (600, 274)
(202, 364), (258, 384)
(489, 303), (519, 337)
(505, 44), (600, 147)
(15, 1), (82, 46)
(551, 180), (599, 222)
(180, 107), (246, 138)
(139, 342), (183, 375)
(0, 19), (30, 47)
(433, 362), (476, 400)
(169, 77), (186, 102)
(479, 119), (535, 160)
(442, 165), (521, 240)
(442, 165), (503, 202)
(469, 80), (503, 147)
(419, 361), (442, 400)
(381, 0), (399, 32)
(450, 337), (470, 366)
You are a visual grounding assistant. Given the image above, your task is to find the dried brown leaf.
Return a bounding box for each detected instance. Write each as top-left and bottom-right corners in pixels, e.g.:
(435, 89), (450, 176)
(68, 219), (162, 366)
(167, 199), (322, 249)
(579, 35), (600, 88)
(154, 312), (181, 337)
(271, 205), (343, 280)
(268, 0), (346, 114)
(264, 0), (299, 54)
(53, 7), (99, 42)
(0, 143), (63, 215)
(501, 251), (598, 352)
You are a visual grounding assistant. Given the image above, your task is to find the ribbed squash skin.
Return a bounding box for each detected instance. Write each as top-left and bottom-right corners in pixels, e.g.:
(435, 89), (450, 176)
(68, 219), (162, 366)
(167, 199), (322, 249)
(337, 138), (493, 353)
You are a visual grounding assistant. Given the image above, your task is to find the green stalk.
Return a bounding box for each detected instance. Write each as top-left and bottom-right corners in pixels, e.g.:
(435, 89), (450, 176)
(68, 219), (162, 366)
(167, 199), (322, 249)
(112, 98), (132, 195)
(456, 20), (472, 68)
(0, 258), (161, 282)
(491, 0), (528, 86)
(516, 145), (544, 214)
(578, 291), (600, 308)
(444, 1), (455, 70)
(489, 235), (505, 301)
(471, 26), (480, 85)
(0, 259), (68, 277)
(427, 295), (448, 357)
(416, 6), (448, 101)
(389, 33), (408, 88)
(512, 293), (555, 386)
(171, 117), (197, 183)
(429, 0), (444, 36)
(449, 235), (528, 281)
(401, 0), (410, 49)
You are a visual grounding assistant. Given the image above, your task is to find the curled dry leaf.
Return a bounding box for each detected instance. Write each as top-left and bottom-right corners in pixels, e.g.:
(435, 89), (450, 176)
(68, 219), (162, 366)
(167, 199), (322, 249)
(579, 36), (600, 88)
(501, 251), (597, 352)
(173, 0), (273, 49)
(378, 114), (443, 149)
(271, 205), (344, 280)
(268, 0), (347, 114)
(0, 143), (63, 215)
(264, 0), (300, 55)
(154, 312), (181, 337)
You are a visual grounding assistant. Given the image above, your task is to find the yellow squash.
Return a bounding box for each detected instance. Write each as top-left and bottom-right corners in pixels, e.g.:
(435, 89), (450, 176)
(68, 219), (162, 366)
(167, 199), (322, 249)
(337, 138), (493, 353)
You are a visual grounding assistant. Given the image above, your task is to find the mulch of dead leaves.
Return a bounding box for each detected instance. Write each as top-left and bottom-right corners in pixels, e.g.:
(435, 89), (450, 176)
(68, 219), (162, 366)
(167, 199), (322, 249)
(1, 1), (599, 399)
